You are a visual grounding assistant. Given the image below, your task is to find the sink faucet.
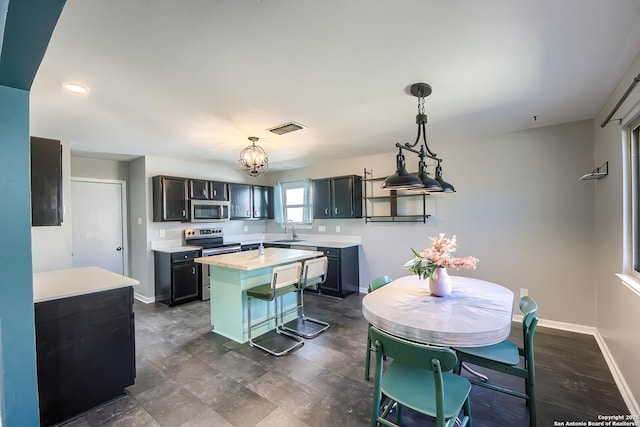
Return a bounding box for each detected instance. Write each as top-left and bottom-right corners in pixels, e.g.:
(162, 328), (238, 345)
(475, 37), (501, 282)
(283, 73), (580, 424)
(285, 219), (297, 240)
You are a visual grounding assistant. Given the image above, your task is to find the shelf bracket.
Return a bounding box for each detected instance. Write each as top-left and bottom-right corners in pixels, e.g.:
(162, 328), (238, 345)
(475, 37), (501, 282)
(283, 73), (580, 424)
(579, 161), (608, 181)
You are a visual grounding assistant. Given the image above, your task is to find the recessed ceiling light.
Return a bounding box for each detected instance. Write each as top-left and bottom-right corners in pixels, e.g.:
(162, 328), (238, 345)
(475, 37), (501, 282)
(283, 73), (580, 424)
(63, 83), (89, 94)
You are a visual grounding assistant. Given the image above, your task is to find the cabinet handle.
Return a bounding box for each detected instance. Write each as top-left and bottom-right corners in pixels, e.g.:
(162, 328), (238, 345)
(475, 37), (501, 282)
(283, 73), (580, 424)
(116, 247), (122, 251)
(335, 208), (338, 214)
(325, 208), (329, 214)
(247, 210), (250, 216)
(213, 189), (217, 196)
(182, 209), (186, 216)
(192, 267), (196, 274)
(184, 255), (188, 259)
(254, 211), (258, 216)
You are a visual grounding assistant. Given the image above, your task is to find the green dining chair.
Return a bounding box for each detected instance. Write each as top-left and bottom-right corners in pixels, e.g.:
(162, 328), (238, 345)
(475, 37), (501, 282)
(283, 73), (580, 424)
(365, 275), (393, 381)
(247, 262), (304, 356)
(369, 325), (472, 427)
(453, 296), (538, 427)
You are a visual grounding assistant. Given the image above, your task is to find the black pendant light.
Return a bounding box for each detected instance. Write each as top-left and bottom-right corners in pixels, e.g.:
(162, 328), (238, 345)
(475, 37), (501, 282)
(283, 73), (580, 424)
(381, 147), (423, 189)
(383, 83), (454, 193)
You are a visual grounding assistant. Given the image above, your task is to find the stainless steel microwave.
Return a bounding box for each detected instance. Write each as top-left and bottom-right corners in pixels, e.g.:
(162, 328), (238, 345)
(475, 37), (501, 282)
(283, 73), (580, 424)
(190, 200), (230, 222)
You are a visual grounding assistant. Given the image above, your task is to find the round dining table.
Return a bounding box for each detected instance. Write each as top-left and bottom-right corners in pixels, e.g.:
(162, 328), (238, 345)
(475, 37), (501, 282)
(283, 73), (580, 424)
(362, 275), (515, 347)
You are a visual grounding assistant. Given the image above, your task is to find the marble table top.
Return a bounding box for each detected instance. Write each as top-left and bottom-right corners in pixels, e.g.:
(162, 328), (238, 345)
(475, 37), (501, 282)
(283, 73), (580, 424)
(362, 275), (514, 347)
(195, 247), (323, 271)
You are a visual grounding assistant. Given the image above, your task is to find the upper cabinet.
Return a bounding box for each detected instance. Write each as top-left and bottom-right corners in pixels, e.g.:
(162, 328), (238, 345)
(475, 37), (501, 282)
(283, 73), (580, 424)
(30, 137), (63, 226)
(152, 176), (188, 222)
(229, 184), (274, 220)
(189, 179), (228, 201)
(313, 175), (362, 219)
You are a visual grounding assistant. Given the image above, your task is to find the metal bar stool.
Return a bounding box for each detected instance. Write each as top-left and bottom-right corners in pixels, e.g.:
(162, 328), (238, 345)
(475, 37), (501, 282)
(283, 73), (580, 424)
(281, 256), (330, 339)
(247, 262), (304, 356)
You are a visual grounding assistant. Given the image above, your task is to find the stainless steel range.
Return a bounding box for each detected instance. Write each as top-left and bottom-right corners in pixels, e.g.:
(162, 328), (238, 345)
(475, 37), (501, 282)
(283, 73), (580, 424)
(184, 228), (241, 301)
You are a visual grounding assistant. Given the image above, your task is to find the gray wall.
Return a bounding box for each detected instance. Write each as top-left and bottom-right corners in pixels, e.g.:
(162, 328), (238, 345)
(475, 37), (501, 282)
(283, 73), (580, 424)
(593, 51), (640, 413)
(267, 120), (596, 326)
(70, 155), (130, 180)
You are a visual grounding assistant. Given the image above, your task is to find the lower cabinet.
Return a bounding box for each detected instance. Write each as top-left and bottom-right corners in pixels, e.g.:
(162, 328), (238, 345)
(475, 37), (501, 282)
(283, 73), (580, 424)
(263, 243), (359, 298)
(154, 249), (201, 306)
(35, 286), (135, 427)
(317, 246), (359, 298)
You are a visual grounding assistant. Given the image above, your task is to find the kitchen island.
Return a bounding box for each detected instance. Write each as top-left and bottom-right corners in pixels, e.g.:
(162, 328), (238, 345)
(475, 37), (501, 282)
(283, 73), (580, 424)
(196, 247), (322, 343)
(33, 267), (139, 426)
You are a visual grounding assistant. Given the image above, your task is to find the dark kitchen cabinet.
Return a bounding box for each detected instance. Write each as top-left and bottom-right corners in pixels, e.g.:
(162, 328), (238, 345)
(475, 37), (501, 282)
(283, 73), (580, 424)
(35, 286), (135, 427)
(210, 181), (228, 201)
(252, 185), (273, 219)
(229, 184), (273, 220)
(189, 179), (209, 200)
(313, 175), (362, 219)
(30, 136), (63, 226)
(154, 249), (201, 306)
(317, 246), (359, 297)
(152, 175), (188, 221)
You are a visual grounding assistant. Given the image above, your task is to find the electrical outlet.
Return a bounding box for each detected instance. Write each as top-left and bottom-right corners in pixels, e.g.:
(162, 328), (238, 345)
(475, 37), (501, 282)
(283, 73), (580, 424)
(336, 225), (341, 233)
(520, 288), (528, 298)
(319, 225), (326, 232)
(137, 217), (142, 225)
(244, 226), (249, 232)
(159, 229), (165, 238)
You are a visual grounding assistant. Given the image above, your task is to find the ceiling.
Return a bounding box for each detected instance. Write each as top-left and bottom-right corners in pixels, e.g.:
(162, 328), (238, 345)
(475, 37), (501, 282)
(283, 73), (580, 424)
(30, 0), (640, 171)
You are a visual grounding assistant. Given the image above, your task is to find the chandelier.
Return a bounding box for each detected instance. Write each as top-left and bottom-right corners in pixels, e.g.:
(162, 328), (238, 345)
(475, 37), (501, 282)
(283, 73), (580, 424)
(239, 136), (269, 177)
(382, 83), (455, 193)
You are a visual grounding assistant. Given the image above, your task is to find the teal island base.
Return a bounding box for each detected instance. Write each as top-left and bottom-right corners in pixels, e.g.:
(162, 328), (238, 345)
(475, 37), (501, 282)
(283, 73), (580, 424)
(208, 264), (298, 343)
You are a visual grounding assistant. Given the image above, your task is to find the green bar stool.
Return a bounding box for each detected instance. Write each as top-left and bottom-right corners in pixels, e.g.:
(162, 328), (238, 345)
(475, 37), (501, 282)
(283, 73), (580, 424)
(364, 275), (393, 380)
(247, 262), (304, 356)
(281, 256), (330, 338)
(369, 325), (472, 427)
(454, 296), (539, 427)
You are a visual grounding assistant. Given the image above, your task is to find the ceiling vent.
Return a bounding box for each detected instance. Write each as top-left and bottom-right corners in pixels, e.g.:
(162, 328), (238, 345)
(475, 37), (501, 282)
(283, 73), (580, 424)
(267, 121), (306, 135)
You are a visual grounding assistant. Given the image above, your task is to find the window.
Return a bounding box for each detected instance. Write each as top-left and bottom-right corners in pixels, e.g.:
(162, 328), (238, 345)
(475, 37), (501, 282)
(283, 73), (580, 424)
(631, 118), (640, 277)
(275, 179), (312, 224)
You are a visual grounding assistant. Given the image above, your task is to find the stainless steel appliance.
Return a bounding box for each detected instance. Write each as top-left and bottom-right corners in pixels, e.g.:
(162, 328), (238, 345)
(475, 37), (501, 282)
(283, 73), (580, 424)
(184, 228), (241, 300)
(190, 200), (230, 222)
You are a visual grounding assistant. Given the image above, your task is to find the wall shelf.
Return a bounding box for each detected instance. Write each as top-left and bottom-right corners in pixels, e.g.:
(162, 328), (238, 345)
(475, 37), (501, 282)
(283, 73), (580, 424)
(362, 168), (431, 224)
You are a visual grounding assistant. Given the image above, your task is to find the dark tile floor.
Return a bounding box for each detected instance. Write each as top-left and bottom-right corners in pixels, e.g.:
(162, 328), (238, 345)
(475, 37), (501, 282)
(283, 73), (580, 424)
(62, 293), (629, 427)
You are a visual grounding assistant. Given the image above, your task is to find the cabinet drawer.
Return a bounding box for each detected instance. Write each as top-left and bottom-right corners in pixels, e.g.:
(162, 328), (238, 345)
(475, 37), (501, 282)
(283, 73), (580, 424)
(171, 250), (200, 263)
(319, 247), (340, 258)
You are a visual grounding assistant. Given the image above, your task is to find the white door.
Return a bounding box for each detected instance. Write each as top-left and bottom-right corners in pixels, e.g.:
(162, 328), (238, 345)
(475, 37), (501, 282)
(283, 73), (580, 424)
(71, 178), (127, 275)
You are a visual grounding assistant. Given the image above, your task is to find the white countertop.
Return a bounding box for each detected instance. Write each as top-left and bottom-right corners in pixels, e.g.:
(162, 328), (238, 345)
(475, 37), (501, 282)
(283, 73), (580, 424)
(195, 247), (323, 271)
(33, 266), (139, 303)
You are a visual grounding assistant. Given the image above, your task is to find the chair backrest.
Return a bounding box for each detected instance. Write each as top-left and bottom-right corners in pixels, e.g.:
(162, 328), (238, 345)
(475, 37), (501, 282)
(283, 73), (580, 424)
(271, 262), (302, 290)
(369, 325), (458, 372)
(519, 296), (539, 366)
(368, 275), (393, 293)
(303, 256), (328, 285)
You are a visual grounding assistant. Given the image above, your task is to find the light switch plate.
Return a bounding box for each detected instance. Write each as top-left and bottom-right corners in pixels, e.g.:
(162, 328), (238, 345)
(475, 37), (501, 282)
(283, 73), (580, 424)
(319, 225), (326, 232)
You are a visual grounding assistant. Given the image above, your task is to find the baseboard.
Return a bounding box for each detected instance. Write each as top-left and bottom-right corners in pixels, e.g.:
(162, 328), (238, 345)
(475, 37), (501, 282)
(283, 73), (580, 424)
(512, 314), (639, 416)
(134, 293), (155, 304)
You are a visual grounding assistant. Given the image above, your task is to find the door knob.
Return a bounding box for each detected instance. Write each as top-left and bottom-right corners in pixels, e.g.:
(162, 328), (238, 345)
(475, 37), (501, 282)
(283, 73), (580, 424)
(116, 247), (123, 251)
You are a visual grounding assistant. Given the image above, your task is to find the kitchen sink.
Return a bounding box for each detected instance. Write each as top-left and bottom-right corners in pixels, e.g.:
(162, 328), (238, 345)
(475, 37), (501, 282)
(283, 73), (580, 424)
(271, 239), (303, 243)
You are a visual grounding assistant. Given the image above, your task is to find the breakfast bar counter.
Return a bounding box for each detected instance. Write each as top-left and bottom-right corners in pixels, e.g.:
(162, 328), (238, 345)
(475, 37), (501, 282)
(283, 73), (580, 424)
(196, 247), (322, 343)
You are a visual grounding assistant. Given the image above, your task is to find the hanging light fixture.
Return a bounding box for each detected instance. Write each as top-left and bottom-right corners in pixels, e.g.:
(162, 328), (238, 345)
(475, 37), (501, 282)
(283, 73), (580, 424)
(382, 83), (455, 193)
(239, 136), (269, 177)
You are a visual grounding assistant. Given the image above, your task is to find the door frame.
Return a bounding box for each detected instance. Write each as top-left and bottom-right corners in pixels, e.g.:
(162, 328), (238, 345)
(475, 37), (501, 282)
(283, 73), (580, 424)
(70, 177), (129, 276)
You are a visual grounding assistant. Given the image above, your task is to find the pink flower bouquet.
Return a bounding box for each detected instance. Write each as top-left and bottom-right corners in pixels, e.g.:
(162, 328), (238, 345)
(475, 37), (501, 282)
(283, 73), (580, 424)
(404, 233), (479, 280)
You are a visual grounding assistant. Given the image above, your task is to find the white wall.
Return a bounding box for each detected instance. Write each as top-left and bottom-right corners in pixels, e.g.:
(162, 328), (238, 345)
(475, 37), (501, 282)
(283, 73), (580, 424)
(593, 51), (640, 413)
(268, 120), (597, 326)
(70, 155), (130, 181)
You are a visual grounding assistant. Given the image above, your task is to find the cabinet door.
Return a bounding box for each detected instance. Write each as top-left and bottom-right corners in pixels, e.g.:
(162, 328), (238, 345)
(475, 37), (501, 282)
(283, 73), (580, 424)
(210, 181), (228, 201)
(30, 137), (63, 226)
(252, 185), (274, 219)
(313, 179), (332, 218)
(332, 176), (356, 218)
(321, 256), (341, 295)
(153, 176), (188, 221)
(172, 263), (199, 302)
(230, 184), (252, 219)
(189, 179), (209, 200)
